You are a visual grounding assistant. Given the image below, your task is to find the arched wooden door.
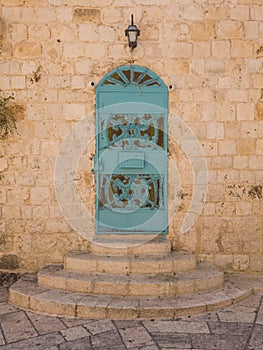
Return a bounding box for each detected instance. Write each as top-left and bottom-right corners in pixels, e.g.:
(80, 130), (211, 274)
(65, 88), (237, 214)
(95, 65), (168, 234)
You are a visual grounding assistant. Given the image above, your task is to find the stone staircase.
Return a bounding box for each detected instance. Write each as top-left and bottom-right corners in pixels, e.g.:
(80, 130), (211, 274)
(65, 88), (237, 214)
(8, 237), (254, 319)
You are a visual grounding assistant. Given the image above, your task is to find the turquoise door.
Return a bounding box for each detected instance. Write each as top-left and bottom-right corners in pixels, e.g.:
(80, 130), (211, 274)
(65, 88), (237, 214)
(95, 65), (168, 234)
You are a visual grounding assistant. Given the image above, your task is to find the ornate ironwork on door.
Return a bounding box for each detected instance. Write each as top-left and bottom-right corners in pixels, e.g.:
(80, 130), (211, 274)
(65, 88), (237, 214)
(95, 65), (168, 234)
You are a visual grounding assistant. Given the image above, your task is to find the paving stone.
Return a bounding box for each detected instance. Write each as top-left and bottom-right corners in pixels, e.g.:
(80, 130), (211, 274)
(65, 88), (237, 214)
(0, 311), (37, 343)
(91, 329), (125, 348)
(26, 311), (65, 335)
(208, 321), (252, 336)
(217, 304), (257, 323)
(191, 333), (248, 350)
(0, 330), (5, 346)
(83, 319), (115, 335)
(248, 324), (263, 349)
(185, 312), (218, 322)
(0, 332), (64, 350)
(119, 326), (154, 348)
(59, 336), (92, 350)
(238, 293), (262, 308)
(60, 326), (90, 341)
(139, 346), (159, 350)
(151, 332), (192, 349)
(114, 320), (142, 329)
(0, 289), (8, 303)
(255, 298), (263, 325)
(59, 318), (95, 328)
(0, 303), (18, 315)
(143, 320), (210, 334)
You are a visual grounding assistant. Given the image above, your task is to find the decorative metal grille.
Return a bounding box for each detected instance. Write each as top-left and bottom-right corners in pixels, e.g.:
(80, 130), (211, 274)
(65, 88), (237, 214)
(101, 66), (161, 87)
(99, 174), (164, 211)
(99, 113), (164, 150)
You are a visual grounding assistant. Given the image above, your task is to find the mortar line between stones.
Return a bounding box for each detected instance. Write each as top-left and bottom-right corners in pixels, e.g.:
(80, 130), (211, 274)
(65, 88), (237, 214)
(140, 320), (162, 350)
(112, 319), (129, 350)
(23, 310), (41, 336)
(0, 313), (7, 345)
(244, 294), (263, 350)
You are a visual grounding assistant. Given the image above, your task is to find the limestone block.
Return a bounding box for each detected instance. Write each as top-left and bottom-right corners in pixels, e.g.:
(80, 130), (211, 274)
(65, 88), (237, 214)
(98, 26), (115, 42)
(252, 74), (263, 88)
(85, 43), (105, 58)
(63, 103), (86, 120)
(168, 43), (192, 58)
(217, 20), (243, 39)
(237, 139), (256, 155)
(204, 202), (215, 215)
(2, 7), (21, 21)
(11, 76), (26, 89)
(213, 254), (233, 270)
(182, 4), (204, 20)
(218, 140), (236, 156)
(204, 4), (230, 20)
(75, 59), (91, 74)
(56, 7), (73, 22)
(255, 102), (263, 120)
(47, 76), (70, 89)
(190, 21), (216, 41)
(64, 42), (85, 58)
(250, 256), (263, 272)
(36, 7), (57, 22)
(46, 220), (71, 233)
(108, 44), (126, 59)
(1, 0), (23, 4)
(2, 206), (21, 219)
(28, 24), (50, 40)
(7, 188), (29, 205)
(51, 24), (76, 42)
(164, 23), (188, 42)
(10, 24), (27, 43)
(211, 41), (230, 58)
(250, 5), (263, 21)
(14, 43), (42, 59)
(230, 5), (249, 20)
(31, 187), (50, 205)
(193, 42), (210, 58)
(240, 121), (258, 138)
(227, 89), (248, 102)
(249, 156), (263, 169)
(244, 21), (259, 40)
(79, 24), (99, 42)
(0, 159), (8, 172)
(207, 122), (224, 139)
(233, 255), (249, 271)
(207, 184), (225, 201)
(231, 40), (254, 58)
(73, 8), (101, 24)
(164, 59), (189, 75)
(236, 202), (252, 215)
(237, 103), (254, 120)
(256, 139), (263, 155)
(233, 156), (249, 169)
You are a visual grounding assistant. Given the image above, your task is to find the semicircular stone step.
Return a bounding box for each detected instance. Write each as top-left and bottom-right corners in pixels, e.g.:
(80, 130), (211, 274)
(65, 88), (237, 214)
(8, 273), (256, 319)
(64, 251), (196, 275)
(89, 237), (171, 255)
(37, 263), (224, 297)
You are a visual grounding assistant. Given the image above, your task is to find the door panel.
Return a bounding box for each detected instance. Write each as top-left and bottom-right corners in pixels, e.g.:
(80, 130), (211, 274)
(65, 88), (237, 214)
(95, 66), (168, 234)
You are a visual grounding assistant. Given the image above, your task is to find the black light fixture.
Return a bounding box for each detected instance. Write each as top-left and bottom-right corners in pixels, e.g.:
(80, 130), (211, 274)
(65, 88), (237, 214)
(125, 14), (140, 49)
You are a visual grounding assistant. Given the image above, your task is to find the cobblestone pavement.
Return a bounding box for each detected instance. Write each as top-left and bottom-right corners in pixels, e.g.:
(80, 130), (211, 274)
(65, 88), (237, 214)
(0, 287), (262, 350)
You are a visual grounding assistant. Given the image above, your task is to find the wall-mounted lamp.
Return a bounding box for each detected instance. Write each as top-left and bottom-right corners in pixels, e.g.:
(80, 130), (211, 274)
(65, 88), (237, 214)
(125, 14), (140, 49)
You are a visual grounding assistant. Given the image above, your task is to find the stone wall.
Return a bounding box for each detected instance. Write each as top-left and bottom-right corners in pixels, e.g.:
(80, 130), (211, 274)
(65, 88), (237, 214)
(0, 0), (262, 273)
